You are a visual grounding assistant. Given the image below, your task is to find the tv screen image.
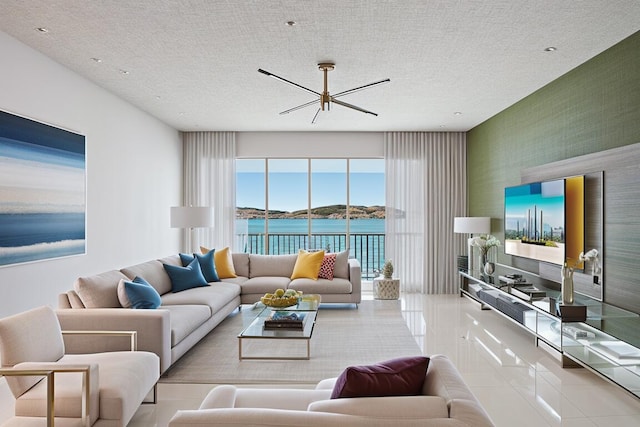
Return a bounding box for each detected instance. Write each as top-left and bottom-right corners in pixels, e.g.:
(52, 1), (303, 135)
(504, 179), (566, 265)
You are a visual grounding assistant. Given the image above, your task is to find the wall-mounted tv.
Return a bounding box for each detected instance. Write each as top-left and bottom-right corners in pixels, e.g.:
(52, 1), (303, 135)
(504, 176), (584, 266)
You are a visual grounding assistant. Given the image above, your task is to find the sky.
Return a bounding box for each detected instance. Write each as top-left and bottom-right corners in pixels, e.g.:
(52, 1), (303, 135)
(236, 159), (384, 212)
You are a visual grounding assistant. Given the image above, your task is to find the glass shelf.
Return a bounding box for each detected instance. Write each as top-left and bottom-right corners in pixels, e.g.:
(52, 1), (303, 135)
(459, 267), (640, 399)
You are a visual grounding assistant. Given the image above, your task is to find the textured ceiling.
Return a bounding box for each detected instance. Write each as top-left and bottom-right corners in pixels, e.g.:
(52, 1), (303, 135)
(1, 1), (639, 132)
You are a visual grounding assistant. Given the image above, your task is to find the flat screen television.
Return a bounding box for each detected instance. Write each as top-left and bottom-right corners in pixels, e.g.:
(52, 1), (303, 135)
(504, 176), (584, 266)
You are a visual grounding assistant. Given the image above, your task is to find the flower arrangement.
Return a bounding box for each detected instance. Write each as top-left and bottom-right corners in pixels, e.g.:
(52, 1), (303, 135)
(470, 234), (501, 256)
(564, 249), (601, 275)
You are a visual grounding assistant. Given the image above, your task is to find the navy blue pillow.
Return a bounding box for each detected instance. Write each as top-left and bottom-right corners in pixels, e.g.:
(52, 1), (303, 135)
(179, 251), (220, 282)
(164, 258), (209, 293)
(124, 276), (162, 309)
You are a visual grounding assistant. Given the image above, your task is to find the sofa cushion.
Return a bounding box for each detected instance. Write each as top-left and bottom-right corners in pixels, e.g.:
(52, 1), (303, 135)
(241, 277), (292, 295)
(249, 254), (297, 278)
(201, 246), (238, 279)
(289, 277), (352, 294)
(232, 252), (250, 278)
(160, 305), (212, 346)
(308, 395), (448, 419)
(318, 253), (337, 280)
(332, 250), (350, 279)
(74, 270), (129, 308)
(161, 282), (241, 313)
(180, 251), (220, 282)
(121, 259), (174, 296)
(117, 277), (162, 309)
(331, 356), (430, 399)
(163, 258), (209, 293)
(291, 250), (325, 280)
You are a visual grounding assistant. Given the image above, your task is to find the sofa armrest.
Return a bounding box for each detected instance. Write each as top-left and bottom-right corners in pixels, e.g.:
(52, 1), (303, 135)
(56, 309), (171, 373)
(0, 363), (96, 427)
(62, 330), (137, 351)
(348, 258), (361, 300)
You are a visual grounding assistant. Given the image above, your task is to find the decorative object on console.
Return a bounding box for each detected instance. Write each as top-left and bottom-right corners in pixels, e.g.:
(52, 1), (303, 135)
(382, 259), (394, 279)
(561, 249), (600, 304)
(170, 206), (214, 253)
(453, 217), (491, 273)
(470, 234), (500, 275)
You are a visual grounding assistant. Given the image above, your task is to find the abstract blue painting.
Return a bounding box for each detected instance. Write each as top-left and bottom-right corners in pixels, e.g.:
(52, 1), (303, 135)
(0, 110), (86, 267)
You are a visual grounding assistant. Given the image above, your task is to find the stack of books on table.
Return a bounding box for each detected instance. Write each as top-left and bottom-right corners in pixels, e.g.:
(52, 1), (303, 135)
(264, 311), (307, 330)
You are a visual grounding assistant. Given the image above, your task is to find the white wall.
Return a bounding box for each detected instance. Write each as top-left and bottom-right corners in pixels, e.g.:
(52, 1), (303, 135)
(237, 131), (384, 157)
(0, 31), (182, 318)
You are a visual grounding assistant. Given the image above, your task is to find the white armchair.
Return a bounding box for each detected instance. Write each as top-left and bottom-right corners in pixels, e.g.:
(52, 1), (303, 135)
(0, 306), (160, 427)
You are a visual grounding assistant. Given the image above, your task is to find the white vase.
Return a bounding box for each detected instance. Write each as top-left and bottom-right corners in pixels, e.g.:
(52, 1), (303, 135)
(561, 266), (574, 304)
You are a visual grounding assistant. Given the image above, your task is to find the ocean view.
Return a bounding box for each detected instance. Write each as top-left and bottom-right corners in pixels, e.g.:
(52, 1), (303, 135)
(244, 218), (385, 234)
(238, 218), (385, 278)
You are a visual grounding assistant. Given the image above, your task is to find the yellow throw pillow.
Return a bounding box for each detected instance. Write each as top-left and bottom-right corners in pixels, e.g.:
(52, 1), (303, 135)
(291, 249), (325, 280)
(201, 246), (237, 279)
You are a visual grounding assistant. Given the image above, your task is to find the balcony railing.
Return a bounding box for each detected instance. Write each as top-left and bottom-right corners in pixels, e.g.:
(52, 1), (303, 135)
(238, 233), (385, 280)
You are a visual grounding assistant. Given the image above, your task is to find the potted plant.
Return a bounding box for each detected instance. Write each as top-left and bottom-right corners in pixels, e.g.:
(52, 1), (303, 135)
(382, 259), (394, 279)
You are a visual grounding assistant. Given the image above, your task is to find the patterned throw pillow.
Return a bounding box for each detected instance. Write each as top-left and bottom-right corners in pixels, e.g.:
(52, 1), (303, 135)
(318, 253), (337, 280)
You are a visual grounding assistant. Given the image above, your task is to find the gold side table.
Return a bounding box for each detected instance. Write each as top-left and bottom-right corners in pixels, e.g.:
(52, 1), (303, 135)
(373, 278), (400, 300)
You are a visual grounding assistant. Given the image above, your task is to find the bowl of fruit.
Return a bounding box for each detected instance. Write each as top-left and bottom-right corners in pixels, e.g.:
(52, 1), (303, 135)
(261, 289), (302, 308)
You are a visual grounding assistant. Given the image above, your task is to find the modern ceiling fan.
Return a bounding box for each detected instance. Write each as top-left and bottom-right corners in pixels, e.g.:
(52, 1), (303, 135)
(258, 63), (390, 124)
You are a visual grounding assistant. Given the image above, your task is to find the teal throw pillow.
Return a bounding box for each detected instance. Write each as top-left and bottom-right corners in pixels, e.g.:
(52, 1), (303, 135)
(164, 258), (209, 293)
(179, 250), (220, 282)
(124, 276), (162, 309)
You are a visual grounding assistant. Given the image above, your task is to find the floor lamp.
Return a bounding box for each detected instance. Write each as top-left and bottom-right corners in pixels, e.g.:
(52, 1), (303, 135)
(170, 206), (214, 253)
(454, 217), (491, 273)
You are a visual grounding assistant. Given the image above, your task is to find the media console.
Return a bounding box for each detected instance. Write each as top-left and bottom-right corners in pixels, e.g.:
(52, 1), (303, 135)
(459, 267), (640, 399)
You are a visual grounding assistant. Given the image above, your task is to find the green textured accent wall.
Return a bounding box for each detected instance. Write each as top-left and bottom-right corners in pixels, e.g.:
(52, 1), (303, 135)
(467, 30), (640, 239)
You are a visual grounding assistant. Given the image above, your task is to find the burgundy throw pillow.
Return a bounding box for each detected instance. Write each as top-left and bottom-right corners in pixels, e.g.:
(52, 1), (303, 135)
(330, 356), (430, 399)
(318, 253), (337, 280)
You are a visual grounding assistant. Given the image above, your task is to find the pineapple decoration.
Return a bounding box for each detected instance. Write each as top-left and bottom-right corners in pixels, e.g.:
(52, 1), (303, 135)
(382, 259), (394, 279)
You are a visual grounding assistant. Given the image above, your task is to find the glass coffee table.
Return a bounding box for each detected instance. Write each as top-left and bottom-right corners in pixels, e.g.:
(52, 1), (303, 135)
(238, 294), (321, 360)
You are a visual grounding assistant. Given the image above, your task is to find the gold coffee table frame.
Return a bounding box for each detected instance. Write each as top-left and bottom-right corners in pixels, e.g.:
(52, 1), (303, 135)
(238, 294), (320, 360)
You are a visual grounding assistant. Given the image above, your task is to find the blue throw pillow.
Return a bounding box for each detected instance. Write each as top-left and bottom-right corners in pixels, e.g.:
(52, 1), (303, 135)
(164, 258), (209, 293)
(124, 276), (162, 309)
(180, 251), (220, 282)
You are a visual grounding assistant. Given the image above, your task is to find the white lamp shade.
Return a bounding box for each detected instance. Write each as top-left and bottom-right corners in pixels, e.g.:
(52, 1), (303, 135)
(170, 206), (214, 228)
(454, 217), (491, 234)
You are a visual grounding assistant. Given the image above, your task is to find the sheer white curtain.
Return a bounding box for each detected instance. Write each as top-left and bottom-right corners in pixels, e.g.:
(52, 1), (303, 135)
(385, 132), (467, 294)
(182, 131), (236, 252)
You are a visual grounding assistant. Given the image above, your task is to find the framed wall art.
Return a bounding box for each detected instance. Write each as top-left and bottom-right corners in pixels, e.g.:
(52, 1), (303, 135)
(0, 110), (86, 267)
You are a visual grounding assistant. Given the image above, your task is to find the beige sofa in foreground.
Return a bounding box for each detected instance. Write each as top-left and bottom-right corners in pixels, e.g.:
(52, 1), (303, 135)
(168, 355), (495, 427)
(58, 251), (361, 373)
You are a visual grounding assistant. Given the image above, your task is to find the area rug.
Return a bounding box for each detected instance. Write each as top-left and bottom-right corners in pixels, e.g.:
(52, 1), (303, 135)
(160, 300), (421, 384)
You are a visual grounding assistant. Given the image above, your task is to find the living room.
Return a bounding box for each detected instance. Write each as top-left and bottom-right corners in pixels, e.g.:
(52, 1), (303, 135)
(1, 1), (640, 426)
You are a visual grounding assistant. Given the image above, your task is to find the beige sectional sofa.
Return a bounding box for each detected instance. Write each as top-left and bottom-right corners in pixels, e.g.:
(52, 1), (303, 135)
(57, 251), (361, 373)
(168, 355), (495, 427)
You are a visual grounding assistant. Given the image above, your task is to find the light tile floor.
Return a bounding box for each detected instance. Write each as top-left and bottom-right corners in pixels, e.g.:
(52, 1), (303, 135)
(4, 291), (636, 426)
(129, 291), (640, 426)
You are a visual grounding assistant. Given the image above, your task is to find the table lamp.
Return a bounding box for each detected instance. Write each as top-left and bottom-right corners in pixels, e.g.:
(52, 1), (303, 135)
(170, 206), (214, 253)
(454, 217), (491, 273)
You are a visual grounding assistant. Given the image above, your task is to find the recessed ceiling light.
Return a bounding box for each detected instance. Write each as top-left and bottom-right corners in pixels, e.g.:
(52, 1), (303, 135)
(91, 57), (102, 63)
(119, 69), (129, 75)
(544, 47), (557, 52)
(35, 27), (49, 33)
(453, 111), (462, 116)
(285, 21), (297, 26)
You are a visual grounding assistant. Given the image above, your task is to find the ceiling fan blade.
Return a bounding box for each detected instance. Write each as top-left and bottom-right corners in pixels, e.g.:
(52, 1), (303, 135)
(279, 99), (320, 115)
(330, 98), (378, 116)
(311, 108), (322, 124)
(258, 69), (321, 97)
(333, 78), (390, 98)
